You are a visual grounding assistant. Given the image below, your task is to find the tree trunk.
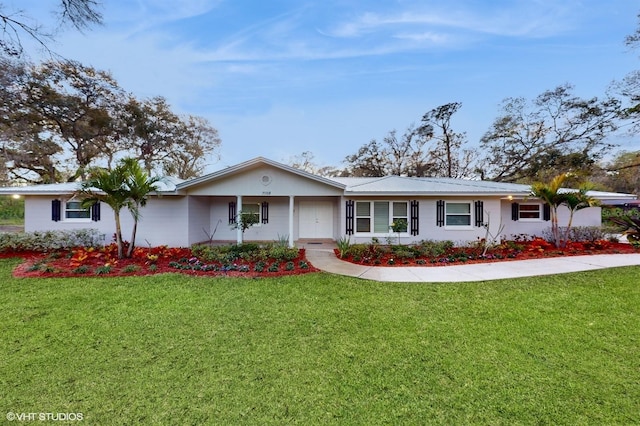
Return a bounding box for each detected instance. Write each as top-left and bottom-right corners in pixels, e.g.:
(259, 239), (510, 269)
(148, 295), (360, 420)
(127, 219), (138, 258)
(113, 211), (124, 259)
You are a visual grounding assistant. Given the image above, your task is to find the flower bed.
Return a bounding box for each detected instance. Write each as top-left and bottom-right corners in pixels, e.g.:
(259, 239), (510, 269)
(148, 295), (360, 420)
(335, 238), (638, 267)
(8, 243), (318, 278)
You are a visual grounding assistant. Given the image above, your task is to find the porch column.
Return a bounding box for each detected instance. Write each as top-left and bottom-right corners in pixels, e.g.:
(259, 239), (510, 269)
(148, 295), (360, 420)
(288, 196), (295, 247)
(236, 195), (243, 245)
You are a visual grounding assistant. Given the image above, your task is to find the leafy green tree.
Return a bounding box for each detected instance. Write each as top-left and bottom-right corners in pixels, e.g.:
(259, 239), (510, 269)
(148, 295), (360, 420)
(1, 60), (221, 183)
(1, 59), (125, 182)
(593, 151), (640, 194)
(480, 84), (620, 183)
(121, 97), (221, 179)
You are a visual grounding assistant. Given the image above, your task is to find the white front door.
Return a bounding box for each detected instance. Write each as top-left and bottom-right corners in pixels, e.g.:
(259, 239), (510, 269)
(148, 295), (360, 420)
(299, 201), (333, 239)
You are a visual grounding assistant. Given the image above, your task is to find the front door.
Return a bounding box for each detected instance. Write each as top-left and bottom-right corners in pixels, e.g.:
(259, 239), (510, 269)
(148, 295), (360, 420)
(299, 201), (333, 239)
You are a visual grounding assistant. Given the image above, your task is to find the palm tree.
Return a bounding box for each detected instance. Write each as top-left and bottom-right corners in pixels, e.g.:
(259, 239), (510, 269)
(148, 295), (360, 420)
(531, 174), (598, 248)
(79, 164), (131, 259)
(530, 174), (568, 248)
(120, 158), (162, 258)
(561, 184), (599, 245)
(78, 158), (161, 259)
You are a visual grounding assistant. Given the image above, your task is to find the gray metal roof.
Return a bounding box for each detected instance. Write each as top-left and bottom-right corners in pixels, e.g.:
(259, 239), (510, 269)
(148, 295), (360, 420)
(0, 158), (635, 201)
(329, 176), (533, 196)
(0, 175), (183, 195)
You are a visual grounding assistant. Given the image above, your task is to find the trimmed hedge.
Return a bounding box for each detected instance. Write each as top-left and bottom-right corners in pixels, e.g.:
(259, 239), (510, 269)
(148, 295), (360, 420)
(0, 229), (104, 252)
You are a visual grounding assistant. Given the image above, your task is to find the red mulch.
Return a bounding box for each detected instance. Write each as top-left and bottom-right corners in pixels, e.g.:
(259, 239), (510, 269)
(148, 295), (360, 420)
(5, 244), (318, 279)
(335, 239), (639, 267)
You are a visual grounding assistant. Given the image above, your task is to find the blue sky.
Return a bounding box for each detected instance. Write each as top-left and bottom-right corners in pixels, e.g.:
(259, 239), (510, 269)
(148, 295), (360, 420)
(13, 0), (640, 172)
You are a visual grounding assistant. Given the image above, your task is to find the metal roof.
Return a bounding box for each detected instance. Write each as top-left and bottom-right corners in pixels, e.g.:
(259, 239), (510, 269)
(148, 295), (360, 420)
(0, 176), (183, 195)
(329, 176), (532, 196)
(0, 158), (635, 201)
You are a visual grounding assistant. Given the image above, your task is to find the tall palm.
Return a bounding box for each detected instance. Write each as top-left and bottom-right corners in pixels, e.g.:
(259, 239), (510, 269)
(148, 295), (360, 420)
(531, 174), (568, 248)
(78, 158), (161, 259)
(561, 184), (598, 244)
(120, 158), (162, 257)
(79, 165), (130, 259)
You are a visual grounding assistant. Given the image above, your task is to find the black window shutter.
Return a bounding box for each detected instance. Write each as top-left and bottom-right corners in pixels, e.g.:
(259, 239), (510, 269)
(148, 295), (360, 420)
(228, 202), (236, 224)
(261, 202), (269, 224)
(543, 203), (551, 221)
(52, 199), (61, 222)
(511, 202), (519, 221)
(436, 200), (445, 227)
(91, 202), (101, 222)
(410, 200), (419, 236)
(345, 200), (354, 235)
(474, 200), (484, 227)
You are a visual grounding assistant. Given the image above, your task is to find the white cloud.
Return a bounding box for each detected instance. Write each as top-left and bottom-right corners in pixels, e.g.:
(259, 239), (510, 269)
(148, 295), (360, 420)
(325, 2), (579, 40)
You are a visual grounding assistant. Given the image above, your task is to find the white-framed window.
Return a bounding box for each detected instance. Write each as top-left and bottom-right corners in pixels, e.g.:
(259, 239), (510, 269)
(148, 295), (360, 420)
(445, 202), (471, 227)
(240, 203), (261, 226)
(354, 201), (409, 234)
(518, 203), (542, 220)
(65, 200), (90, 220)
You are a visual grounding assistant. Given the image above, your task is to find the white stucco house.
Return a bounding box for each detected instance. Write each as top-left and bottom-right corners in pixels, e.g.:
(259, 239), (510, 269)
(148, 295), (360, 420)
(0, 157), (635, 247)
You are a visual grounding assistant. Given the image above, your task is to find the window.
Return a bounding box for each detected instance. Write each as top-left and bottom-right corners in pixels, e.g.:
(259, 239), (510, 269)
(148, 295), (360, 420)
(519, 204), (541, 220)
(241, 203), (261, 225)
(65, 200), (90, 220)
(355, 202), (371, 233)
(392, 202), (408, 232)
(445, 202), (471, 226)
(354, 201), (408, 234)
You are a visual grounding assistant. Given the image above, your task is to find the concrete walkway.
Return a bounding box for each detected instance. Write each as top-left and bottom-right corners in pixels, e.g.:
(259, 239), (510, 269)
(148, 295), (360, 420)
(304, 247), (640, 283)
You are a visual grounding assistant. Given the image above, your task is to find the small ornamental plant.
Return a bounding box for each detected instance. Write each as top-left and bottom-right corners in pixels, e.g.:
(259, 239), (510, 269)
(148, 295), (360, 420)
(389, 219), (408, 245)
(232, 211), (260, 234)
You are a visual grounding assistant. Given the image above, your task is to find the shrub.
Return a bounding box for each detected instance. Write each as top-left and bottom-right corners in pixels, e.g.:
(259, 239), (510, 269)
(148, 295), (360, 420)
(336, 236), (351, 258)
(267, 262), (279, 272)
(567, 226), (607, 242)
(95, 265), (112, 275)
(122, 265), (140, 273)
(0, 229), (103, 252)
(73, 265), (89, 274)
(267, 246), (299, 261)
(608, 216), (640, 242)
(414, 240), (454, 258)
(285, 261), (295, 271)
(275, 234), (289, 247)
(391, 247), (415, 260)
(541, 226), (607, 243)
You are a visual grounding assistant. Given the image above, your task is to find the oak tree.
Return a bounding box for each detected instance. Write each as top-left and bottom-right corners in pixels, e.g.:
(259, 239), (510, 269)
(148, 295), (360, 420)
(479, 84), (620, 183)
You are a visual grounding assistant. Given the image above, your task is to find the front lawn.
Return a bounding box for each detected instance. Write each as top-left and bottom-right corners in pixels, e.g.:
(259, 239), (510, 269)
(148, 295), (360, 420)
(1, 259), (639, 424)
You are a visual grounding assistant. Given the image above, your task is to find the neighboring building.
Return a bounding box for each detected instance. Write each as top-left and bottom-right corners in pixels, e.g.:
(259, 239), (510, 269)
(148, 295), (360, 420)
(0, 157), (635, 247)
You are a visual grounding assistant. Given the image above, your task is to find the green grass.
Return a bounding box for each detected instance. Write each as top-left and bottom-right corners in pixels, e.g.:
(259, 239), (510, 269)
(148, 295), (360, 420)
(1, 258), (639, 424)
